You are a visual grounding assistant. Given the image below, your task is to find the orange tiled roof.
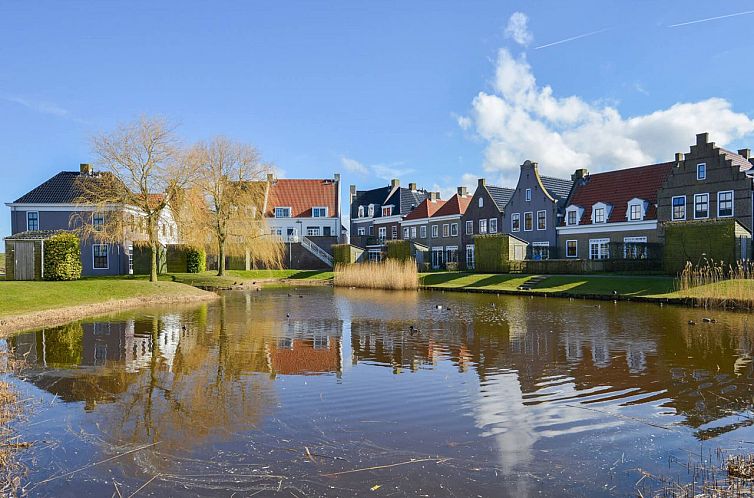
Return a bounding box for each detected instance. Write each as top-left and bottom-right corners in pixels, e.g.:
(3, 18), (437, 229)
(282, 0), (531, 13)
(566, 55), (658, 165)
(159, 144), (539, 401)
(403, 198), (446, 221)
(432, 194), (471, 217)
(266, 178), (338, 218)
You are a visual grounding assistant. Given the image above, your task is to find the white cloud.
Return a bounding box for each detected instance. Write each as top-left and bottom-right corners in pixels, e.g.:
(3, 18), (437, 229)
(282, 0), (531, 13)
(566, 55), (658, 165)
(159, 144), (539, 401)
(340, 156), (368, 174)
(461, 48), (754, 184)
(340, 155), (414, 181)
(504, 12), (533, 47)
(2, 94), (70, 117)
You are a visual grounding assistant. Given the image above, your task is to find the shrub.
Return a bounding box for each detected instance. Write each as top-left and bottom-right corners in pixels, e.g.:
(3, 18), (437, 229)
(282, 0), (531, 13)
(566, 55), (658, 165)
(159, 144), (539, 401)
(475, 234), (511, 273)
(43, 233), (82, 281)
(385, 240), (411, 261)
(186, 246), (206, 273)
(333, 244), (353, 265)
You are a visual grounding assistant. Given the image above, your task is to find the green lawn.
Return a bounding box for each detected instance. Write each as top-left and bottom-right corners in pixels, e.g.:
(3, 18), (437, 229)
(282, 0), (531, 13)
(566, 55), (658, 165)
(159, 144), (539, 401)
(421, 272), (677, 297)
(0, 278), (210, 317)
(164, 270), (333, 288)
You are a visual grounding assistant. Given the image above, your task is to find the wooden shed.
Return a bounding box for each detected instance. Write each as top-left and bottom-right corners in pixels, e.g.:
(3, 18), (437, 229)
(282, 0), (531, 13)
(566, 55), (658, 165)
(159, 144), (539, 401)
(3, 230), (63, 281)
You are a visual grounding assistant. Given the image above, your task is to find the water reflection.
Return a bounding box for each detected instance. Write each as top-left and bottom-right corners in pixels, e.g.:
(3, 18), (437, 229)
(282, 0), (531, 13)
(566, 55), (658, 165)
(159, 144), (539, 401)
(7, 288), (754, 496)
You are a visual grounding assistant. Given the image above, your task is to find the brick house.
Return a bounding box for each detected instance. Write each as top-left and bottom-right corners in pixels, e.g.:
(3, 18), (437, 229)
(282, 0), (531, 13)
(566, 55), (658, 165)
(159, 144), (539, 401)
(460, 179), (514, 270)
(556, 162), (673, 261)
(501, 160), (573, 259)
(399, 192), (444, 251)
(427, 189), (473, 269)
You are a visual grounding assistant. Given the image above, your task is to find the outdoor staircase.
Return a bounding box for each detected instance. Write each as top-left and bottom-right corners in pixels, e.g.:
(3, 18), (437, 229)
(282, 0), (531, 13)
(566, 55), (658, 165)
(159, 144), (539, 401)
(517, 275), (548, 291)
(300, 236), (334, 267)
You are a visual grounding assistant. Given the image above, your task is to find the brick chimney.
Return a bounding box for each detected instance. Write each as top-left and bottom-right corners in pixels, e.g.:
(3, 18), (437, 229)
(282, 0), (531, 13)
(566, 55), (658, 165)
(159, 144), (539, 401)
(267, 173), (274, 182)
(408, 182), (417, 191)
(428, 191), (440, 201)
(390, 178), (400, 189)
(477, 178), (486, 187)
(571, 168), (588, 182)
(738, 149), (751, 160)
(80, 163), (93, 175)
(457, 186), (468, 196)
(697, 132), (710, 146)
(334, 173), (341, 183)
(675, 152), (685, 162)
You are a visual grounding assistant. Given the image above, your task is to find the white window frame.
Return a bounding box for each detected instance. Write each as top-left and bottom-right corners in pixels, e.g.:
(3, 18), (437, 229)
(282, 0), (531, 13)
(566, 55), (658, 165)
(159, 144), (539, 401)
(450, 223), (458, 237)
(717, 190), (734, 217)
(368, 204), (375, 217)
(92, 212), (105, 231)
(511, 213), (520, 232)
(403, 227), (410, 239)
(697, 163), (706, 180)
(392, 225), (398, 239)
(488, 218), (497, 234)
(566, 207), (580, 226)
(92, 244), (109, 270)
(312, 206), (328, 217)
(566, 240), (578, 258)
(593, 207), (606, 224)
(525, 188), (532, 202)
(589, 238), (610, 260)
(671, 195), (686, 221)
(378, 226), (387, 240)
(381, 205), (393, 217)
(623, 236), (648, 259)
(274, 207), (292, 218)
(357, 227), (365, 236)
(358, 205), (365, 218)
(442, 224), (449, 237)
(536, 210), (546, 230)
(694, 193), (709, 219)
(410, 226), (417, 239)
(478, 197), (484, 208)
(420, 225), (427, 238)
(432, 225), (439, 238)
(307, 226), (321, 236)
(465, 220), (473, 235)
(26, 211), (39, 231)
(465, 244), (475, 270)
(524, 212), (533, 231)
(479, 219), (487, 234)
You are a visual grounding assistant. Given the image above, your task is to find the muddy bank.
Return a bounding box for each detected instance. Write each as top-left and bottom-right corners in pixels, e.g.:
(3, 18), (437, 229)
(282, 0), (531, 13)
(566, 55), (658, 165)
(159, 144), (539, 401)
(0, 292), (219, 337)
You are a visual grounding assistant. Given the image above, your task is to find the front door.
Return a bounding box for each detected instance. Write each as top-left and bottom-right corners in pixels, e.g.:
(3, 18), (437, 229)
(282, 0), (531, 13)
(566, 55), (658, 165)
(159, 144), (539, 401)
(14, 241), (35, 280)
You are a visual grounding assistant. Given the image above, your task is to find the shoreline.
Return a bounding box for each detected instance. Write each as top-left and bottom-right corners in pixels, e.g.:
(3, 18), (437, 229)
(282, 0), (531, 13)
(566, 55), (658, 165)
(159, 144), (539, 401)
(0, 291), (219, 337)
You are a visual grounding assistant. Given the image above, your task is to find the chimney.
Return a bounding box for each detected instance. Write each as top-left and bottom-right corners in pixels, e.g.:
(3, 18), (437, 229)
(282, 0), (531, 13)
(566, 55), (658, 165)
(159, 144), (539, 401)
(457, 186), (468, 196)
(408, 182), (417, 191)
(571, 168), (588, 182)
(428, 191), (440, 201)
(675, 152), (684, 162)
(390, 178), (400, 189)
(697, 132), (710, 146)
(267, 173), (274, 183)
(80, 163), (93, 175)
(477, 178), (486, 187)
(738, 149), (751, 160)
(334, 173), (341, 183)
(350, 184), (356, 196)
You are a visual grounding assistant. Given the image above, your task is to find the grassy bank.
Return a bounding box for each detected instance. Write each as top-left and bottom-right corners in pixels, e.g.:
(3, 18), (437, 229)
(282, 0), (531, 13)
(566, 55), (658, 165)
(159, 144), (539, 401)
(165, 270), (333, 289)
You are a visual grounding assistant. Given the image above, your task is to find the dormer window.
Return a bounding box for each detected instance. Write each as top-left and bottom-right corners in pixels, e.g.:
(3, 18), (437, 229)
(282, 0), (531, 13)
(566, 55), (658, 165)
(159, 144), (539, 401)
(627, 198), (647, 221)
(525, 188), (532, 202)
(274, 207), (291, 218)
(358, 205), (364, 218)
(697, 163), (706, 180)
(382, 206), (393, 217)
(312, 207), (328, 217)
(591, 202), (611, 224)
(566, 206), (583, 226)
(367, 204), (375, 217)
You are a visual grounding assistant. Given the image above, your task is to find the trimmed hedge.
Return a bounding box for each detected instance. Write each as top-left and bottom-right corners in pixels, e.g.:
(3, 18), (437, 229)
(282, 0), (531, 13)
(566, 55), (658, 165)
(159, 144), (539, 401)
(43, 232), (82, 281)
(663, 220), (750, 274)
(333, 244), (353, 265)
(474, 234), (511, 273)
(166, 244), (206, 273)
(385, 240), (411, 261)
(186, 247), (206, 273)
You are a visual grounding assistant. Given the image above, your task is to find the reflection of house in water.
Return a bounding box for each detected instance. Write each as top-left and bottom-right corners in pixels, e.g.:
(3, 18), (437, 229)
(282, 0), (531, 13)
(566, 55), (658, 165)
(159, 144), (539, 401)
(265, 320), (343, 377)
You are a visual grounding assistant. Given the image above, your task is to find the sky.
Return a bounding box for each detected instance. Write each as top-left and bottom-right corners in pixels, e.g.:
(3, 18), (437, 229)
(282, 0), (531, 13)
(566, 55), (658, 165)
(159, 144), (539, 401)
(3, 1), (754, 236)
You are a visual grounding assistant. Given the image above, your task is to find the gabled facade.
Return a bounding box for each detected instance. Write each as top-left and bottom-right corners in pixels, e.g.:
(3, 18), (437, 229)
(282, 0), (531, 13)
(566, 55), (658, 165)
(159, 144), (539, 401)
(657, 132), (754, 231)
(460, 179), (514, 270)
(6, 163), (178, 276)
(556, 163), (673, 261)
(264, 174), (341, 240)
(399, 193), (444, 248)
(427, 189), (472, 269)
(501, 160), (573, 259)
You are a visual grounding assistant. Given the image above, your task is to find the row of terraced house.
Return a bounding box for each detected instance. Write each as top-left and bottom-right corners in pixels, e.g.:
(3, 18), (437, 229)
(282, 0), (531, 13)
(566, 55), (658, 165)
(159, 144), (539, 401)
(349, 133), (754, 272)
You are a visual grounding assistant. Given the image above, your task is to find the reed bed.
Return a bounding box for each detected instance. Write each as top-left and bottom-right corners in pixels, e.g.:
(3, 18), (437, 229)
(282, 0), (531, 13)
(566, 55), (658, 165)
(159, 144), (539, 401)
(333, 260), (418, 290)
(678, 260), (754, 309)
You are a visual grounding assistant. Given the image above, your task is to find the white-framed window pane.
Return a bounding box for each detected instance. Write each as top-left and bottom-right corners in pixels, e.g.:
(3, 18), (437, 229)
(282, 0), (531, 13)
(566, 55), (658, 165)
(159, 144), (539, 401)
(629, 204), (641, 221)
(589, 239), (609, 260)
(465, 220), (473, 235)
(488, 219), (497, 233)
(672, 196), (686, 220)
(26, 211), (39, 231)
(313, 207), (327, 217)
(718, 191), (733, 217)
(93, 213), (105, 231)
(442, 224), (449, 237)
(403, 227), (410, 239)
(567, 210), (577, 225)
(274, 207), (291, 218)
(358, 227), (365, 236)
(410, 226), (417, 239)
(566, 240), (577, 258)
(697, 163), (706, 180)
(524, 212), (533, 231)
(465, 244), (475, 269)
(479, 219), (487, 234)
(512, 213), (520, 232)
(450, 223), (458, 236)
(478, 197), (483, 208)
(432, 225), (438, 237)
(420, 226), (427, 238)
(93, 244), (108, 269)
(392, 226), (398, 239)
(537, 211), (546, 230)
(525, 188), (531, 201)
(307, 227), (321, 236)
(594, 208), (605, 223)
(694, 194), (709, 218)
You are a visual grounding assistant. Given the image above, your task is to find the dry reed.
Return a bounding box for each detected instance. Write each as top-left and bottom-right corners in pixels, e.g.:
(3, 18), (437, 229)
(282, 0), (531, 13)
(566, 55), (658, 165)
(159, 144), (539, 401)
(679, 260), (754, 309)
(333, 260), (418, 290)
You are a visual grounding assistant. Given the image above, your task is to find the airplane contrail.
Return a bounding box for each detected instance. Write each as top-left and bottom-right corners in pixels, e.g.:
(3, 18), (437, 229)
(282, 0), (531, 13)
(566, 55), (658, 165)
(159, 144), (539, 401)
(669, 9), (754, 27)
(533, 28), (611, 50)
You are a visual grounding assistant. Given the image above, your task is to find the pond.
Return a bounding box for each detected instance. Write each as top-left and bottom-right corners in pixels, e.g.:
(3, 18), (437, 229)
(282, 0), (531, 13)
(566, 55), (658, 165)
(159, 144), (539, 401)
(5, 287), (754, 496)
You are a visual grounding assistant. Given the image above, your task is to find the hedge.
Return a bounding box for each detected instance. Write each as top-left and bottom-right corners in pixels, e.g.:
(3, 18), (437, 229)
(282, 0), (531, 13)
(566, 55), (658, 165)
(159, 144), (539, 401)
(385, 240), (411, 262)
(43, 232), (82, 281)
(333, 244), (353, 265)
(474, 234), (511, 273)
(186, 247), (206, 273)
(663, 219), (750, 274)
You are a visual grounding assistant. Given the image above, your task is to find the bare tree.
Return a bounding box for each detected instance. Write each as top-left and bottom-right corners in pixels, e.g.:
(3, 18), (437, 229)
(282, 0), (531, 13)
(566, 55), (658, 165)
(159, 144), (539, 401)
(178, 137), (283, 276)
(74, 116), (192, 282)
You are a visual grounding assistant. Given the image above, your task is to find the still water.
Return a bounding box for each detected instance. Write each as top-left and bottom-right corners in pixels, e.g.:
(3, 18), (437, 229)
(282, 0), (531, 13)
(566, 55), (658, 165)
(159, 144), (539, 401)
(5, 287), (754, 497)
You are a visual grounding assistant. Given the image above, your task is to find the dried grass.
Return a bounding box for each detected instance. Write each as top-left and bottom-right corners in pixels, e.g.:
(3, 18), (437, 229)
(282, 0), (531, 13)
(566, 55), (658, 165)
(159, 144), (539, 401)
(679, 260), (754, 309)
(0, 349), (29, 494)
(333, 260), (418, 290)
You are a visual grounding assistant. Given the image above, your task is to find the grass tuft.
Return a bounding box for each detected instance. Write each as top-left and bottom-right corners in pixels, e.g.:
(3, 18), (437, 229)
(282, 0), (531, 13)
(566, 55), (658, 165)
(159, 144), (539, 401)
(334, 260), (418, 290)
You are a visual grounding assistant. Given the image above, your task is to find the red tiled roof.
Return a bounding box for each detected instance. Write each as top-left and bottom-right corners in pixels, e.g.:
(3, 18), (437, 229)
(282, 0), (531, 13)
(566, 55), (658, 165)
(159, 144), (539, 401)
(403, 198), (446, 221)
(432, 194), (472, 217)
(566, 162), (673, 225)
(265, 178), (338, 218)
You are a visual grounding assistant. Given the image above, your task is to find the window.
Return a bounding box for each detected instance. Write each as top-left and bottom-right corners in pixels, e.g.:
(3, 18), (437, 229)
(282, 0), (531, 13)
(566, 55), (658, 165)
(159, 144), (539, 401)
(128, 244), (133, 274)
(392, 226), (398, 239)
(718, 191), (733, 217)
(368, 204), (375, 217)
(536, 210), (546, 230)
(445, 246), (458, 265)
(382, 206), (393, 217)
(404, 227), (410, 239)
(358, 227), (365, 236)
(274, 207), (291, 218)
(589, 239), (610, 260)
(431, 247), (444, 269)
(358, 206), (365, 218)
(479, 219), (487, 234)
(420, 226), (427, 238)
(313, 207), (328, 217)
(442, 224), (449, 237)
(411, 226), (417, 239)
(26, 211), (39, 231)
(368, 225), (373, 236)
(478, 197), (484, 208)
(450, 223), (458, 236)
(465, 220), (473, 235)
(697, 163), (706, 180)
(511, 213), (520, 232)
(488, 218), (497, 234)
(694, 193), (709, 219)
(378, 227), (386, 240)
(93, 213), (105, 231)
(432, 225), (439, 238)
(307, 226), (321, 236)
(672, 196), (686, 221)
(624, 236), (648, 260)
(629, 204), (642, 221)
(93, 244), (109, 269)
(593, 207), (605, 224)
(465, 245), (475, 270)
(566, 240), (578, 258)
(567, 210), (577, 226)
(525, 188), (532, 201)
(532, 242), (549, 260)
(524, 212), (533, 231)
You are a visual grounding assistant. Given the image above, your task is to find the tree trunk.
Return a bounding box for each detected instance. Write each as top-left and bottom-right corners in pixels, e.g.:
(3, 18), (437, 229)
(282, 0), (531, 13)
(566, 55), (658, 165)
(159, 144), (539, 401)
(150, 241), (158, 283)
(218, 239), (226, 277)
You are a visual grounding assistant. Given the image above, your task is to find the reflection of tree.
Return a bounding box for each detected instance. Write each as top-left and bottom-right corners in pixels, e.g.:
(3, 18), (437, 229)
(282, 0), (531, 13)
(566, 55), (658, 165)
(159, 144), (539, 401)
(37, 322), (83, 367)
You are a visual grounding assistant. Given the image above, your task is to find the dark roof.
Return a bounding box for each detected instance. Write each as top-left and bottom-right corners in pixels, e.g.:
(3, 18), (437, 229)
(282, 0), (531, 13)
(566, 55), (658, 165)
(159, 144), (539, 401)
(397, 187), (427, 215)
(350, 186), (392, 218)
(4, 229), (66, 240)
(486, 185), (515, 211)
(566, 162), (673, 225)
(720, 149), (754, 173)
(351, 185), (427, 218)
(540, 175), (574, 203)
(12, 170), (124, 204)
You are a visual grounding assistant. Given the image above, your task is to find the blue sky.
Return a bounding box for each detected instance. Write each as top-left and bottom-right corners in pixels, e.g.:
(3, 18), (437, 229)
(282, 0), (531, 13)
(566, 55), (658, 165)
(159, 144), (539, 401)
(3, 1), (754, 236)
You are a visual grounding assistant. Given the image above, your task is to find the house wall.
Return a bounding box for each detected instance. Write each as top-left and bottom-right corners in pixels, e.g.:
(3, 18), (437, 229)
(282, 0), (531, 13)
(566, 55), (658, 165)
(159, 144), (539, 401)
(557, 226), (660, 260)
(461, 183), (503, 269)
(267, 216), (340, 238)
(502, 161), (562, 254)
(427, 215), (463, 267)
(657, 133), (754, 232)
